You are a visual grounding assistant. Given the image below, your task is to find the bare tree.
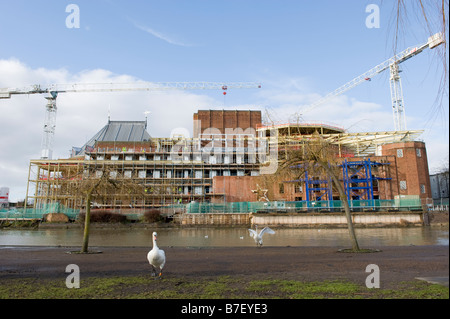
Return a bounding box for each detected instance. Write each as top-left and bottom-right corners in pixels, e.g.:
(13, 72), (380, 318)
(275, 132), (361, 251)
(76, 165), (145, 253)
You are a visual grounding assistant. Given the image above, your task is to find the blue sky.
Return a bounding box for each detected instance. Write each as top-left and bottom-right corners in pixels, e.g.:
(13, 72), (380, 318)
(0, 0), (448, 201)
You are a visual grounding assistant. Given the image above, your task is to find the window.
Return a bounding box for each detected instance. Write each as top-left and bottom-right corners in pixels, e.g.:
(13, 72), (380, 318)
(400, 180), (407, 190)
(416, 148), (421, 157)
(138, 170), (146, 179)
(279, 183), (285, 194)
(372, 175), (379, 192)
(420, 184), (426, 194)
(294, 183), (303, 193)
(397, 149), (403, 158)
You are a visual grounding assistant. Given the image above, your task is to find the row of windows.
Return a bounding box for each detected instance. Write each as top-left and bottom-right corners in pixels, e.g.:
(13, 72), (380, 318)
(396, 148), (422, 158)
(91, 169), (261, 179)
(278, 180), (426, 194)
(399, 181), (427, 194)
(94, 153), (267, 164)
(279, 183), (303, 194)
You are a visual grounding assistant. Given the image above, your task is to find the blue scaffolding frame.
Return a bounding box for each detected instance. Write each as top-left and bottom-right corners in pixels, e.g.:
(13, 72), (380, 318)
(288, 159), (392, 209)
(340, 159), (391, 201)
(290, 163), (334, 207)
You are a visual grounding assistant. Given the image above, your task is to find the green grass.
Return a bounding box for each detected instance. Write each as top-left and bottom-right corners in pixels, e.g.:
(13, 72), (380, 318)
(0, 275), (448, 299)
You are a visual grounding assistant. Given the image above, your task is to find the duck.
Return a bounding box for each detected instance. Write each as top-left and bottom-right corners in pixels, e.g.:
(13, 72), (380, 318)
(147, 232), (166, 279)
(248, 225), (275, 247)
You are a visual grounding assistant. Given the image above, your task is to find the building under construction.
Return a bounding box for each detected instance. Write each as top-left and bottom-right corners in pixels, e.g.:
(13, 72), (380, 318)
(24, 110), (432, 214)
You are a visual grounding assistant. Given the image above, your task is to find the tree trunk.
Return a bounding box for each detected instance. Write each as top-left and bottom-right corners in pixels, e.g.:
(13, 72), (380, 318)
(81, 191), (92, 253)
(322, 163), (360, 251)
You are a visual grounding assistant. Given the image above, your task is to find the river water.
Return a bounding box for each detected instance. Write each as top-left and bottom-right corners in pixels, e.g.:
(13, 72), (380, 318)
(0, 226), (448, 248)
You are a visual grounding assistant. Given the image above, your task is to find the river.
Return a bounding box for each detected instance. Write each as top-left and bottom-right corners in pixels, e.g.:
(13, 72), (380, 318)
(0, 226), (448, 247)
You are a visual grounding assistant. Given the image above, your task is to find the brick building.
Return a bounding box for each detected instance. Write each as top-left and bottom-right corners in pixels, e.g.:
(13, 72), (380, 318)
(25, 110), (431, 212)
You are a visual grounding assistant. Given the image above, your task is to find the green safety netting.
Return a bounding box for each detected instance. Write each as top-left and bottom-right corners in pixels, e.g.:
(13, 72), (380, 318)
(1, 197), (423, 219)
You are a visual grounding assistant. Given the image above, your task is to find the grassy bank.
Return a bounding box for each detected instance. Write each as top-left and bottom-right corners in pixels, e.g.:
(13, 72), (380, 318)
(0, 275), (447, 299)
(0, 220), (40, 229)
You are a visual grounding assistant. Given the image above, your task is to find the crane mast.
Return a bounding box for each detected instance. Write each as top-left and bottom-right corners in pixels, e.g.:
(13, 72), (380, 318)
(0, 81), (261, 159)
(300, 32), (444, 131)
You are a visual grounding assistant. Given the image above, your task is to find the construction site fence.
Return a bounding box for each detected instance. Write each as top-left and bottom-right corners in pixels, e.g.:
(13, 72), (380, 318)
(185, 198), (424, 214)
(428, 198), (449, 212)
(0, 205), (79, 220)
(0, 198), (425, 220)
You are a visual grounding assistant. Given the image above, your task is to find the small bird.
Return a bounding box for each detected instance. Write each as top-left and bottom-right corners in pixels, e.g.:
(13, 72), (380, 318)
(147, 232), (166, 279)
(248, 225), (275, 247)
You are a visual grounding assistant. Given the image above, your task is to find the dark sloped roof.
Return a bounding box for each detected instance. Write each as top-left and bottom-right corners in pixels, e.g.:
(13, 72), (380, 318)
(96, 121), (151, 142)
(76, 120), (151, 155)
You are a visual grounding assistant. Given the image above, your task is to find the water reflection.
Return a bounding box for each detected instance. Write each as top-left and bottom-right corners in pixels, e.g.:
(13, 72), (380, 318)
(0, 226), (448, 247)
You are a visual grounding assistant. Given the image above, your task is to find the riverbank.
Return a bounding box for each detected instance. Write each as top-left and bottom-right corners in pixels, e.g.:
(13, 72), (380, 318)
(0, 245), (448, 299)
(1, 211), (448, 230)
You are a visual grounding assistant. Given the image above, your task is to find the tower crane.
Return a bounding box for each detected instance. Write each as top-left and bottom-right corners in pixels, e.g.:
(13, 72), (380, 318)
(0, 81), (261, 159)
(299, 32), (444, 131)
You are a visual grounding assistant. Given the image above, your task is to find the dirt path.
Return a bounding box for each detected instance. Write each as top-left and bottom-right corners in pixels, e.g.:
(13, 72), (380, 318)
(1, 245), (448, 289)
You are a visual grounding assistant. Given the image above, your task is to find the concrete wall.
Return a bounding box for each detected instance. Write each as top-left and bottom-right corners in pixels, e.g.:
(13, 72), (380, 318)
(175, 212), (424, 227)
(251, 213), (423, 227)
(175, 213), (251, 225)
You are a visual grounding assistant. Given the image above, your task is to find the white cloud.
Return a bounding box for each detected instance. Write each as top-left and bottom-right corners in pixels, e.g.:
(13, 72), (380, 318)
(252, 75), (447, 175)
(253, 77), (394, 132)
(1, 62), (446, 201)
(0, 59), (216, 201)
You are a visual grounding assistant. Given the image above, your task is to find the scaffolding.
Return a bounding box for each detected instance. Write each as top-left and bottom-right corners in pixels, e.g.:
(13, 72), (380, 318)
(24, 119), (425, 213)
(286, 158), (393, 209)
(341, 159), (392, 201)
(25, 135), (269, 212)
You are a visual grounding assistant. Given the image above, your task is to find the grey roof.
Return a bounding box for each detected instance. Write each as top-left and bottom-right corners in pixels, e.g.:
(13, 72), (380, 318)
(95, 121), (151, 142)
(76, 120), (151, 155)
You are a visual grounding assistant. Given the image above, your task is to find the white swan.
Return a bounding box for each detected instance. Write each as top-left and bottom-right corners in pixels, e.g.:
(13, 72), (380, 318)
(248, 225), (275, 247)
(147, 232), (166, 278)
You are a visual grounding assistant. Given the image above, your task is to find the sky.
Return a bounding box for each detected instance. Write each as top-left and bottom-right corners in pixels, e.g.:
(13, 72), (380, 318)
(0, 0), (448, 202)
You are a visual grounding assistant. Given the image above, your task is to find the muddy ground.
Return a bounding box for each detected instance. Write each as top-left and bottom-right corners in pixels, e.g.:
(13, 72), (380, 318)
(1, 245), (448, 290)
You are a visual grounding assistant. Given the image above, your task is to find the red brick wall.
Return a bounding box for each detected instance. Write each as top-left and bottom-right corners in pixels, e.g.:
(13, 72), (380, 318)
(211, 141), (432, 203)
(212, 176), (300, 203)
(381, 141), (431, 201)
(212, 176), (259, 202)
(193, 110), (262, 138)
